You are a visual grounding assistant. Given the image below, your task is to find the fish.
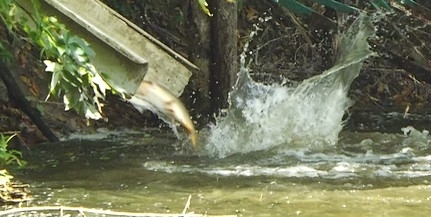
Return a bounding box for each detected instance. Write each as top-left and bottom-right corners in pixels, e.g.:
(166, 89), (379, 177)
(127, 81), (198, 150)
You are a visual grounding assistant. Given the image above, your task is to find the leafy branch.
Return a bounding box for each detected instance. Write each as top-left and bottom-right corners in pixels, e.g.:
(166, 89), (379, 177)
(0, 0), (117, 120)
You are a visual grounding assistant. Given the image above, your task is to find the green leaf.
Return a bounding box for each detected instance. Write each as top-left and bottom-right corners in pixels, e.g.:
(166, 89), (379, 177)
(62, 67), (83, 85)
(44, 60), (63, 98)
(68, 35), (95, 57)
(63, 84), (81, 110)
(30, 0), (42, 24)
(84, 101), (103, 120)
(55, 45), (66, 56)
(91, 71), (111, 95)
(0, 41), (13, 63)
(198, 0), (213, 16)
(43, 60), (57, 72)
(0, 134), (25, 167)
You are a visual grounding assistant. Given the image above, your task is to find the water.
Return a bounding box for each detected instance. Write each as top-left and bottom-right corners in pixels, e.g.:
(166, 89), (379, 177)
(202, 13), (376, 158)
(12, 128), (431, 216)
(6, 13), (431, 216)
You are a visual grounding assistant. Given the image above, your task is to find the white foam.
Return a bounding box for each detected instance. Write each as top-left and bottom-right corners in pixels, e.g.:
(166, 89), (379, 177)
(202, 14), (376, 158)
(143, 139), (431, 179)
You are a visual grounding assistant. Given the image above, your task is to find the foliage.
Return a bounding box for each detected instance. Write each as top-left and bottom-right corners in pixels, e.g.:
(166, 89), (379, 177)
(272, 0), (418, 15)
(34, 17), (110, 120)
(0, 0), (118, 120)
(0, 134), (26, 167)
(0, 0), (15, 63)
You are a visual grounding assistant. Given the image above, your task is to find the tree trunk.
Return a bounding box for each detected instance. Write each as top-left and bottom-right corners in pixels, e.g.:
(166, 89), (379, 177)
(184, 0), (213, 125)
(209, 0), (238, 112)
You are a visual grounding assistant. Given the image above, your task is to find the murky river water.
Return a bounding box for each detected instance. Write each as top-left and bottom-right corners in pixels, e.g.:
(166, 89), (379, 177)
(9, 119), (431, 217)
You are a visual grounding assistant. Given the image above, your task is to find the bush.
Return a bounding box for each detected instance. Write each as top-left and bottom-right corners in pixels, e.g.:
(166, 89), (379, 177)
(0, 133), (26, 167)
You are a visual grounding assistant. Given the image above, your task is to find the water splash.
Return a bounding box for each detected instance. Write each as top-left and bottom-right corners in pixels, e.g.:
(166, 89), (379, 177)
(202, 14), (377, 158)
(144, 128), (431, 180)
